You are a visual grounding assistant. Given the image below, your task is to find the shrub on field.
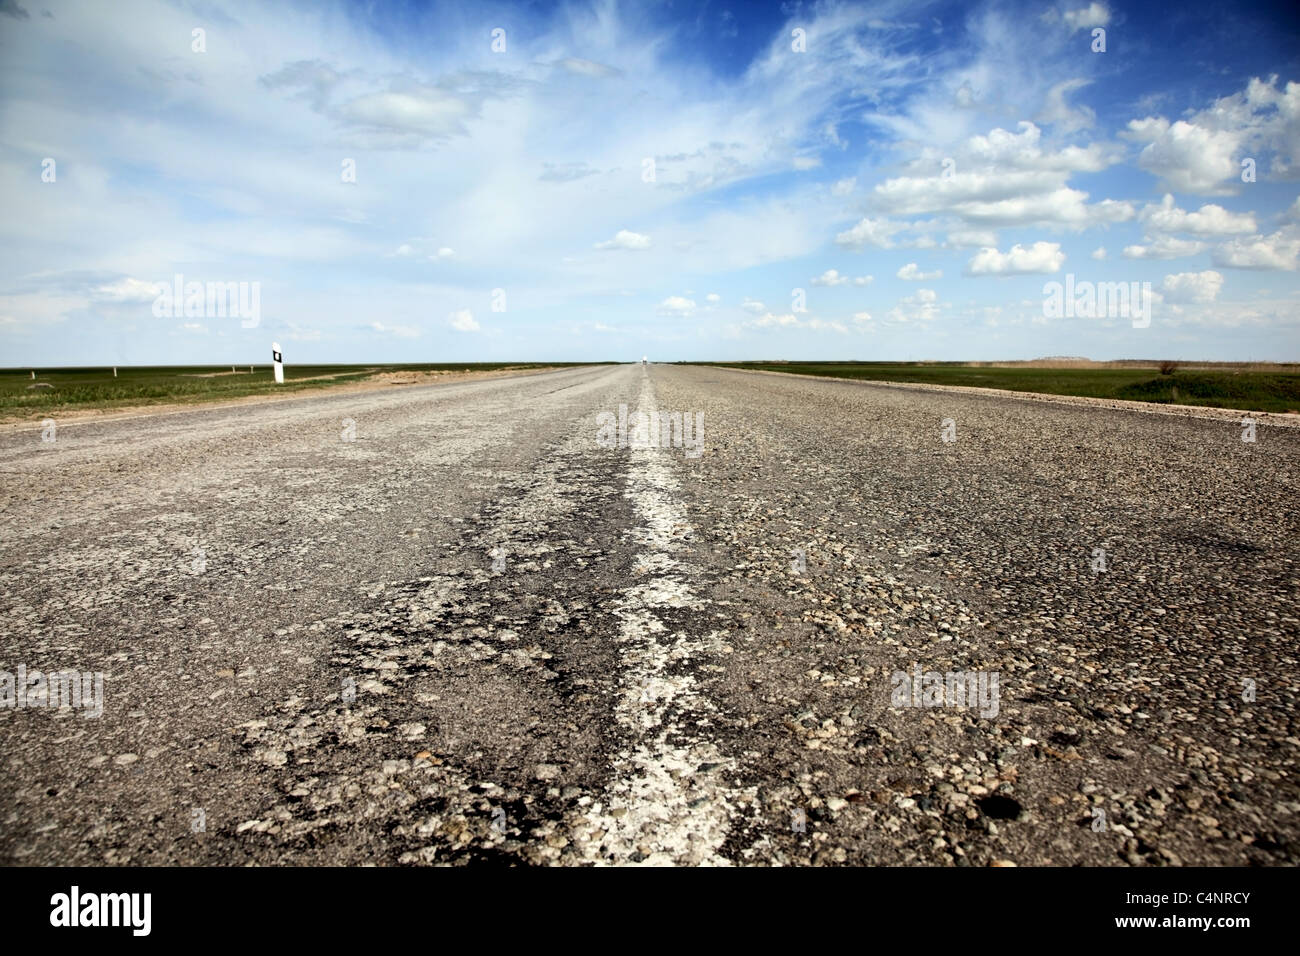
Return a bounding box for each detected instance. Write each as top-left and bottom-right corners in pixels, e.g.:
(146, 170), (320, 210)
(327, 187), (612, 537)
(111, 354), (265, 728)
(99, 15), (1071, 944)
(1159, 360), (1178, 375)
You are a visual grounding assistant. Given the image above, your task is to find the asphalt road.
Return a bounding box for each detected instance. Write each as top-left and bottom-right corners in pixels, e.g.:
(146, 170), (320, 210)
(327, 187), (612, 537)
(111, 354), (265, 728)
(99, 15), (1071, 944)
(1, 363), (1296, 866)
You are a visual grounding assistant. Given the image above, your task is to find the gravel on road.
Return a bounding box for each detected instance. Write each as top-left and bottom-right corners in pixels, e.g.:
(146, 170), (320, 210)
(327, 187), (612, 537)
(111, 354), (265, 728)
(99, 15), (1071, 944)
(1, 363), (1295, 866)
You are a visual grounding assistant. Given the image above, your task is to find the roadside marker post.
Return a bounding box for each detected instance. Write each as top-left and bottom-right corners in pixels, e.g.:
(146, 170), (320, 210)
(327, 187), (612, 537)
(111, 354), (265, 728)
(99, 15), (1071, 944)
(272, 343), (284, 384)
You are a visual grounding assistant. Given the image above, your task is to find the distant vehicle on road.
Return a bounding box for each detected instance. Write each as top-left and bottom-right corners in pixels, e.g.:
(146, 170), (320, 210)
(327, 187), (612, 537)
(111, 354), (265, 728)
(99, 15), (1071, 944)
(642, 356), (648, 364)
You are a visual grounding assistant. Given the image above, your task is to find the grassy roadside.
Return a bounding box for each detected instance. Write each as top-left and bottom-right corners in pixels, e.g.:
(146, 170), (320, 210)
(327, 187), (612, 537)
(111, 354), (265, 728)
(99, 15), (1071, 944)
(0, 364), (583, 422)
(690, 362), (1300, 413)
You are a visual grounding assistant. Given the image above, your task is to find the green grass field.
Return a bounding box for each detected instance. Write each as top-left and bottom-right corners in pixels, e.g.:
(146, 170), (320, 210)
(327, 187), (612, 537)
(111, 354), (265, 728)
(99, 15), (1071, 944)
(693, 362), (1300, 413)
(0, 364), (575, 421)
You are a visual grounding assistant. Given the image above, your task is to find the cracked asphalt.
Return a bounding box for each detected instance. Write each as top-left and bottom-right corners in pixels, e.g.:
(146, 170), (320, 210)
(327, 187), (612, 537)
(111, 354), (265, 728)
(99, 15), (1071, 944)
(1, 363), (1296, 866)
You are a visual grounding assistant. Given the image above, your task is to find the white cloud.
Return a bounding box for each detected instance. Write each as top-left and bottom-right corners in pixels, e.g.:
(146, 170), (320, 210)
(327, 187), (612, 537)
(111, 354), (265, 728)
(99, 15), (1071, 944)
(336, 88), (475, 140)
(793, 155), (822, 170)
(810, 268), (872, 286)
(740, 297), (766, 314)
(745, 311), (847, 334)
(886, 288), (942, 324)
(1126, 118), (1242, 195)
(1125, 77), (1300, 194)
(447, 309), (479, 332)
(835, 217), (903, 249)
(1091, 246), (1107, 260)
(369, 320), (420, 338)
(868, 122), (1126, 232)
(952, 189), (1132, 227)
(966, 241), (1066, 275)
(811, 269), (848, 286)
(705, 293), (720, 302)
(95, 277), (161, 302)
(831, 177), (856, 196)
(596, 229), (651, 251)
(657, 295), (697, 316)
(1063, 3), (1110, 31)
(432, 247), (455, 260)
(1035, 79), (1095, 132)
(962, 122), (1113, 172)
(1139, 194), (1256, 235)
(897, 262), (942, 280)
(1123, 236), (1208, 259)
(1212, 228), (1300, 270)
(1161, 270), (1224, 303)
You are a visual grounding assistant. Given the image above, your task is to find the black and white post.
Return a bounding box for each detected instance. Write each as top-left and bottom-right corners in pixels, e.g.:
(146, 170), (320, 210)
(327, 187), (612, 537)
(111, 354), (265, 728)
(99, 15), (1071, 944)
(272, 342), (284, 384)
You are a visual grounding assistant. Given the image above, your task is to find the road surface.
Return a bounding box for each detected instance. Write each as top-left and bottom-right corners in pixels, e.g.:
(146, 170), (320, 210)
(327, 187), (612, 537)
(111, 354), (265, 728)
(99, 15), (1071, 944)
(1, 363), (1296, 865)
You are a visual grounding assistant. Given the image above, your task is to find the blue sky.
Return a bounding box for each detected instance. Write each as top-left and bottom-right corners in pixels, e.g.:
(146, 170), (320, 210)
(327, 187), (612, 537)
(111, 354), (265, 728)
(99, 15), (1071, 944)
(2, 0), (1299, 365)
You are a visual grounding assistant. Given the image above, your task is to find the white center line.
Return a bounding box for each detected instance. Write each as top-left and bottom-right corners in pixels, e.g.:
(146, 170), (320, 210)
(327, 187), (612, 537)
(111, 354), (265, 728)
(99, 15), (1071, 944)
(575, 373), (748, 866)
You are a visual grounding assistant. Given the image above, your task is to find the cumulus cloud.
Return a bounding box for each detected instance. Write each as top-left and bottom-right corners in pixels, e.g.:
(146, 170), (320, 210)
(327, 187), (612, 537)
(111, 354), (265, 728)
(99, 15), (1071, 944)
(810, 268), (872, 286)
(1139, 194), (1256, 235)
(740, 298), (766, 314)
(966, 242), (1066, 275)
(1126, 77), (1300, 194)
(596, 229), (651, 251)
(1091, 246), (1107, 260)
(897, 262), (942, 280)
(657, 295), (697, 316)
(746, 311), (847, 333)
(1126, 118), (1241, 195)
(886, 288), (942, 324)
(1123, 236), (1208, 259)
(448, 309), (479, 332)
(835, 217), (904, 249)
(1212, 228), (1300, 270)
(1062, 3), (1110, 31)
(1160, 270), (1224, 303)
(868, 122), (1126, 232)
